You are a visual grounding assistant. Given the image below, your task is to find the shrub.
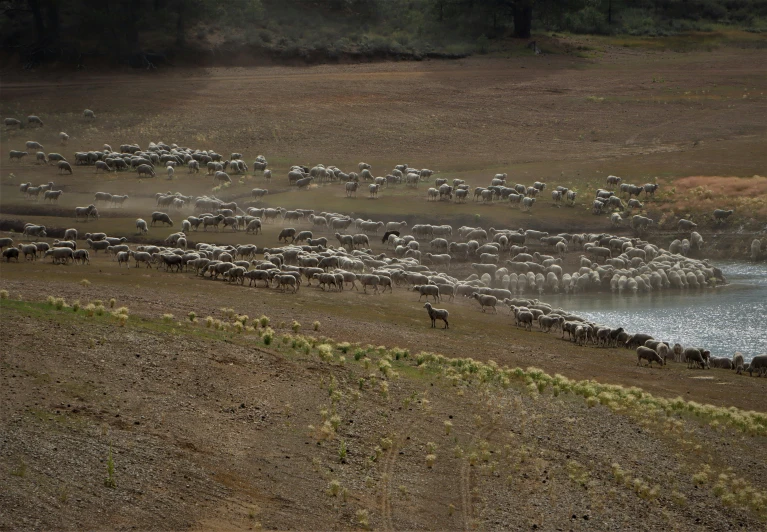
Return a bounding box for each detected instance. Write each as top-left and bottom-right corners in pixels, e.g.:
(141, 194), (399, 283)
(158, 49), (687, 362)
(426, 454), (437, 468)
(54, 297), (66, 310)
(259, 315), (270, 328)
(47, 295), (56, 305)
(444, 421), (453, 435)
(72, 300), (80, 312)
(205, 316), (213, 328)
(291, 321), (301, 333)
(94, 305), (105, 316)
(356, 509), (369, 528)
(313, 320), (320, 331)
(317, 344), (334, 362)
(109, 298), (116, 308)
(80, 279), (91, 287)
(162, 314), (174, 323)
(0, 290), (8, 299)
(84, 303), (96, 317)
(263, 327), (274, 345)
(188, 311), (197, 322)
(328, 480), (341, 497)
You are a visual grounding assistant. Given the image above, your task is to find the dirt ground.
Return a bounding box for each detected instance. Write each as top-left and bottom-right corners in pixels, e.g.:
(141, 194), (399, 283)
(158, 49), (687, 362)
(1, 40), (767, 530)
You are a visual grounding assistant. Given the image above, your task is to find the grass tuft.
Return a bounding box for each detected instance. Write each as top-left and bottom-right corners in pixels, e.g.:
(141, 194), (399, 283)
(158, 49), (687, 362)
(80, 279), (91, 287)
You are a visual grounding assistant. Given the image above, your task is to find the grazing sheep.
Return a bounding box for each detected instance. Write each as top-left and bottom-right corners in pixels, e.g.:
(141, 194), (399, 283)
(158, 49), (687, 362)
(684, 348), (708, 369)
(423, 302), (449, 329)
(5, 118), (21, 129)
(709, 357), (733, 369)
(747, 354), (767, 377)
(83, 109), (96, 120)
(137, 164), (156, 178)
(27, 115), (44, 127)
(58, 161), (73, 174)
(0, 237), (14, 251)
(150, 212), (174, 227)
(713, 209), (734, 224)
(136, 218), (149, 234)
(637, 347), (665, 367)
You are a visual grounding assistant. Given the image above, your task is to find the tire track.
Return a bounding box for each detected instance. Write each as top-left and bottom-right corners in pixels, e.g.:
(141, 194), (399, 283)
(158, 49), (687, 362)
(378, 420), (416, 532)
(459, 423), (498, 531)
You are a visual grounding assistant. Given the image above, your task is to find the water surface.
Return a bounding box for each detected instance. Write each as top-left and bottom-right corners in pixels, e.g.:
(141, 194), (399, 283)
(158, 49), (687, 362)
(543, 261), (767, 361)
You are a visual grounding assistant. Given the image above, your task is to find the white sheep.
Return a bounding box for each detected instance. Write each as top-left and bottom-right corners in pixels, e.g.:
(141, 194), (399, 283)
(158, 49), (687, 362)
(423, 303), (449, 329)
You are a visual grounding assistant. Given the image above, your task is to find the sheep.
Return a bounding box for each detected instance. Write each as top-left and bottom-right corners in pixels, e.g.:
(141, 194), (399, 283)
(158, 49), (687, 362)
(312, 272), (340, 291)
(473, 293), (497, 313)
(276, 274), (299, 293)
(352, 234), (369, 249)
(358, 274), (381, 294)
(188, 160), (200, 173)
(0, 237), (14, 251)
(3, 247), (20, 262)
(167, 166), (175, 180)
(709, 357), (733, 370)
(137, 164), (156, 178)
(369, 184), (380, 198)
(44, 247), (74, 264)
(44, 190), (63, 202)
(20, 244), (38, 261)
(35, 151), (47, 164)
(26, 142), (44, 153)
(690, 231), (704, 251)
(22, 225), (47, 239)
(423, 303), (449, 329)
(677, 219), (697, 232)
(516, 310), (534, 331)
(27, 115), (43, 127)
(245, 219), (262, 235)
(10, 150), (28, 161)
(5, 118), (21, 129)
(713, 209), (734, 225)
(131, 251), (153, 268)
(413, 284), (440, 302)
(151, 212), (174, 227)
(684, 348), (708, 369)
(86, 239), (110, 253)
(732, 352), (745, 372)
(73, 249), (90, 265)
(637, 346), (665, 367)
(58, 161), (73, 174)
(747, 354), (767, 377)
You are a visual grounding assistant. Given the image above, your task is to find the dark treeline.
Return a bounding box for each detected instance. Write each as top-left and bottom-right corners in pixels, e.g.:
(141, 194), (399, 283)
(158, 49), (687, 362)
(1, 0), (765, 67)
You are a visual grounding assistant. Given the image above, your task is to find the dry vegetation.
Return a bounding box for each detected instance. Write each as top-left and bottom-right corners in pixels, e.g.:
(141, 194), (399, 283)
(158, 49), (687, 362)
(1, 42), (767, 529)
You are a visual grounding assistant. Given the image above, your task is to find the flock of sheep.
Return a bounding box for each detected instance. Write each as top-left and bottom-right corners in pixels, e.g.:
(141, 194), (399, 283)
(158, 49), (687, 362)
(3, 120), (765, 373)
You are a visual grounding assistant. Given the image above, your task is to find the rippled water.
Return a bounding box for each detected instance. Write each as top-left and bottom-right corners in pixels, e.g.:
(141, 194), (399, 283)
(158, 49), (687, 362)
(543, 261), (767, 362)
